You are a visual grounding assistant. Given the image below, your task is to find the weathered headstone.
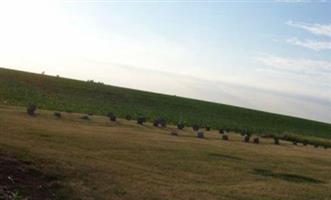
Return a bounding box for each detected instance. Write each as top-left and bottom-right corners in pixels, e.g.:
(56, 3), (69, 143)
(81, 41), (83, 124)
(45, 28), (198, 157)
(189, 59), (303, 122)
(222, 135), (229, 141)
(253, 137), (260, 144)
(107, 112), (116, 122)
(177, 123), (184, 130)
(197, 131), (204, 139)
(244, 135), (250, 143)
(153, 118), (166, 128)
(171, 131), (178, 136)
(192, 124), (199, 131)
(81, 115), (90, 120)
(137, 116), (146, 125)
(274, 137), (280, 145)
(54, 112), (62, 118)
(219, 129), (225, 134)
(27, 104), (37, 116)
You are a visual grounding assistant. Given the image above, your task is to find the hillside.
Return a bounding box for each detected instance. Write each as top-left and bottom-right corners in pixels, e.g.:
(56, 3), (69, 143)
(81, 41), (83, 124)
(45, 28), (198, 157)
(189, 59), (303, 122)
(0, 105), (331, 200)
(0, 67), (330, 139)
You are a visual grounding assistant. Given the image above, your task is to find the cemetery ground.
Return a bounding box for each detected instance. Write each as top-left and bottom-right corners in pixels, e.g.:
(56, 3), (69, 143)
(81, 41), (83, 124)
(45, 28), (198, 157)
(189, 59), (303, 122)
(1, 105), (331, 200)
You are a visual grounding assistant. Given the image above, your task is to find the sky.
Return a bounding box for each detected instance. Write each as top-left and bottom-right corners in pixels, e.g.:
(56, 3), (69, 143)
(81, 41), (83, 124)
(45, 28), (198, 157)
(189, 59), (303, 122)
(0, 0), (330, 123)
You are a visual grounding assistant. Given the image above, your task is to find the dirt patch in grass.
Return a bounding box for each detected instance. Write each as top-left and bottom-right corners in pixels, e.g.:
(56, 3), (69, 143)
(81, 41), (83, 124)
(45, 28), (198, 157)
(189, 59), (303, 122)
(0, 152), (64, 200)
(208, 153), (242, 161)
(253, 169), (324, 184)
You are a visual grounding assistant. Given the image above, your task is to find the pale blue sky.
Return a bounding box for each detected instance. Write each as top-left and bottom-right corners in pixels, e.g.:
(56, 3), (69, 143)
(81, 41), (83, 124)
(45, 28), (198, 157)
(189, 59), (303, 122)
(0, 0), (330, 123)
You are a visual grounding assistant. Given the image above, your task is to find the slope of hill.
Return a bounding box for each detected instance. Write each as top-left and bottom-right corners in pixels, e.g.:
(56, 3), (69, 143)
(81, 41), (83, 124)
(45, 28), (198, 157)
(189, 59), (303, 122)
(0, 105), (331, 200)
(0, 67), (330, 138)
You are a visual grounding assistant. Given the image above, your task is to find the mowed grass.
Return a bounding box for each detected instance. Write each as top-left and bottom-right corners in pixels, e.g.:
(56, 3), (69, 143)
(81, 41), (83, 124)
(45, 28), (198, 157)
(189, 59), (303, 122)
(1, 67), (331, 139)
(1, 105), (331, 200)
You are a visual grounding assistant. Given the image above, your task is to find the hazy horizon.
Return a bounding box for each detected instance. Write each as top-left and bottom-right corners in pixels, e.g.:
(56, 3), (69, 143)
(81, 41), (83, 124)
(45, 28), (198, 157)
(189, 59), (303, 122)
(0, 0), (330, 123)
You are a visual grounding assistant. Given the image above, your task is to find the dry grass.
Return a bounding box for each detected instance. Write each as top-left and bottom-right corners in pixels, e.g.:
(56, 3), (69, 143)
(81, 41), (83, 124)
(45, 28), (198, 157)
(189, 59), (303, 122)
(0, 105), (331, 200)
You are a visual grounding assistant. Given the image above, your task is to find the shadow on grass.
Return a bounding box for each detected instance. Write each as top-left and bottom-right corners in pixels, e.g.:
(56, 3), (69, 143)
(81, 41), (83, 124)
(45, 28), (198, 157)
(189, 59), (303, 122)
(208, 153), (242, 161)
(253, 169), (324, 184)
(0, 152), (72, 200)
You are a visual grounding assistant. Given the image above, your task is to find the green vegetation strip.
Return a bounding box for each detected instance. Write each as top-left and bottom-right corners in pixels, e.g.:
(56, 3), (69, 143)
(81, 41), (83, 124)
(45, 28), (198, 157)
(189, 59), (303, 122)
(1, 67), (331, 139)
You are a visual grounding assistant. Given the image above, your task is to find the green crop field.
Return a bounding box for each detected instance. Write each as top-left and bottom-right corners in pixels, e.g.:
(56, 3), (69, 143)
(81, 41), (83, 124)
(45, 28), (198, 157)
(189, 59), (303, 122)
(0, 67), (330, 139)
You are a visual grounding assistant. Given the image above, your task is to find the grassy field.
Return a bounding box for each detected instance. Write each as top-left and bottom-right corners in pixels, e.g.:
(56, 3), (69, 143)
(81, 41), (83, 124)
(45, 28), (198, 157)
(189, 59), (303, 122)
(0, 105), (331, 200)
(1, 67), (331, 139)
